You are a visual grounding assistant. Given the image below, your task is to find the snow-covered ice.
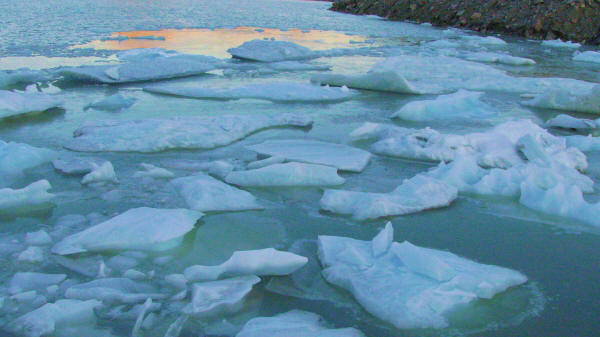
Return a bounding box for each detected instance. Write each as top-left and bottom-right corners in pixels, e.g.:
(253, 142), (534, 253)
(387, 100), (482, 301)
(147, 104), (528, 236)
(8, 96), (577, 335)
(0, 90), (63, 119)
(225, 162), (345, 187)
(236, 310), (365, 337)
(182, 275), (260, 317)
(246, 139), (371, 172)
(320, 174), (457, 220)
(318, 224), (528, 328)
(145, 82), (355, 102)
(0, 180), (55, 213)
(63, 113), (313, 152)
(184, 248), (308, 281)
(52, 207), (203, 255)
(171, 173), (263, 212)
(391, 90), (494, 121)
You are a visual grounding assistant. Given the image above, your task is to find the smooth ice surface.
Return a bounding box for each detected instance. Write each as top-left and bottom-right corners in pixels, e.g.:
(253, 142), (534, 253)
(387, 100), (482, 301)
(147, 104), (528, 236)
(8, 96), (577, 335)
(184, 248), (308, 281)
(84, 94), (136, 112)
(0, 141), (57, 182)
(182, 275), (260, 317)
(171, 173), (263, 212)
(545, 114), (597, 130)
(228, 39), (315, 62)
(320, 174), (457, 220)
(63, 113), (312, 152)
(81, 161), (118, 185)
(145, 82), (355, 102)
(0, 180), (55, 213)
(246, 139), (371, 172)
(391, 90), (494, 121)
(7, 299), (101, 337)
(58, 52), (222, 84)
(225, 162), (345, 187)
(52, 207), (203, 255)
(310, 72), (422, 94)
(573, 51), (600, 64)
(0, 90), (62, 119)
(318, 225), (528, 328)
(523, 85), (600, 114)
(236, 310), (365, 337)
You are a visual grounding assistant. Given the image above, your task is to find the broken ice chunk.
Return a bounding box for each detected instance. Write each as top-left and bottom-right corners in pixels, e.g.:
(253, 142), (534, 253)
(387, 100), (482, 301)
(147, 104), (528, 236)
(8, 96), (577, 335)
(391, 90), (494, 121)
(225, 162), (345, 187)
(52, 207), (203, 255)
(228, 39), (315, 62)
(184, 248), (308, 282)
(65, 278), (166, 304)
(84, 93), (136, 112)
(182, 275), (260, 317)
(0, 90), (63, 119)
(1, 141), (57, 184)
(132, 163), (175, 179)
(9, 272), (66, 295)
(0, 180), (55, 214)
(310, 72), (422, 94)
(81, 161), (118, 185)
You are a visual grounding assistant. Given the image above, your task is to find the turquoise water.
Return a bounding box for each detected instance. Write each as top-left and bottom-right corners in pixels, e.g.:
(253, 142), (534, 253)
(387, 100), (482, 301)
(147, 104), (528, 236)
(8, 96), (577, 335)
(1, 0), (600, 336)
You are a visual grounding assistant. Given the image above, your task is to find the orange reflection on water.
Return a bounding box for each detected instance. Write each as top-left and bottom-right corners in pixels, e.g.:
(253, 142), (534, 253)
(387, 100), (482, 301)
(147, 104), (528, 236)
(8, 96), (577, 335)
(72, 27), (366, 58)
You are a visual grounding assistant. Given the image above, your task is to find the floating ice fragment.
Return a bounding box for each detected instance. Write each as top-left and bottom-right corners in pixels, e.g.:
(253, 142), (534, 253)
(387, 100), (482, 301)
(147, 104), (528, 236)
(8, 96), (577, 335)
(545, 114), (597, 131)
(318, 224), (528, 329)
(228, 39), (315, 62)
(371, 222), (393, 257)
(84, 94), (136, 112)
(0, 69), (52, 89)
(320, 174), (457, 220)
(225, 162), (345, 187)
(0, 180), (55, 213)
(391, 90), (494, 121)
(184, 248), (308, 282)
(0, 90), (63, 119)
(1, 141), (57, 184)
(182, 275), (260, 317)
(541, 39), (581, 49)
(132, 163), (175, 179)
(523, 84), (600, 114)
(25, 230), (52, 246)
(566, 135), (600, 152)
(145, 82), (355, 103)
(65, 278), (166, 304)
(236, 310), (365, 337)
(81, 161), (118, 185)
(573, 51), (600, 63)
(246, 139), (371, 172)
(52, 207), (203, 255)
(171, 173), (262, 212)
(9, 272), (66, 295)
(18, 246), (44, 263)
(466, 52), (535, 66)
(247, 156), (285, 169)
(64, 113), (312, 152)
(311, 72), (422, 94)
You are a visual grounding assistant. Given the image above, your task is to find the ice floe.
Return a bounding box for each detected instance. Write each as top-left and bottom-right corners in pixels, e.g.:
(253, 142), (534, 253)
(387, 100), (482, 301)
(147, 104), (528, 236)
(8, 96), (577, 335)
(171, 173), (263, 212)
(0, 69), (52, 89)
(52, 157), (98, 175)
(228, 39), (316, 62)
(9, 272), (66, 295)
(0, 141), (57, 183)
(573, 51), (600, 63)
(52, 207), (203, 255)
(320, 175), (457, 220)
(541, 39), (581, 49)
(391, 90), (494, 121)
(245, 139), (371, 172)
(132, 163), (175, 179)
(63, 113), (312, 152)
(145, 82), (355, 102)
(318, 223), (528, 328)
(236, 310), (365, 337)
(84, 94), (136, 112)
(182, 275), (260, 317)
(465, 52), (536, 66)
(81, 161), (118, 185)
(0, 90), (63, 119)
(310, 72), (422, 94)
(7, 299), (101, 337)
(18, 246), (44, 263)
(0, 180), (55, 214)
(225, 162), (345, 187)
(545, 114), (597, 131)
(25, 230), (52, 246)
(523, 84), (600, 114)
(184, 248), (308, 281)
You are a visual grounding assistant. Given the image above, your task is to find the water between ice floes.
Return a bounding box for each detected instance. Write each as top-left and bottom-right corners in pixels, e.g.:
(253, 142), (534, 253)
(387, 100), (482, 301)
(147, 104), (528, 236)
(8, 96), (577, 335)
(1, 0), (600, 336)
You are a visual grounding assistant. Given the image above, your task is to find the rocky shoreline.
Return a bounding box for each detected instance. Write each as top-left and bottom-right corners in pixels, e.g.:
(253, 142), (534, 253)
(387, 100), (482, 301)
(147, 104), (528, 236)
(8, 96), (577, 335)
(331, 0), (600, 44)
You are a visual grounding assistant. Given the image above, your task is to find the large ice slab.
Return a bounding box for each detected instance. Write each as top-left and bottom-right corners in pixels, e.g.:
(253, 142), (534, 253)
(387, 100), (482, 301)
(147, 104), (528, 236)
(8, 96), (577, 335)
(318, 224), (528, 329)
(228, 39), (315, 62)
(0, 141), (57, 183)
(391, 90), (494, 121)
(65, 278), (166, 304)
(0, 90), (63, 119)
(52, 207), (203, 255)
(58, 53), (222, 84)
(184, 248), (308, 281)
(225, 162), (345, 187)
(182, 275), (260, 317)
(145, 82), (355, 102)
(310, 72), (422, 94)
(320, 174), (457, 220)
(171, 173), (263, 212)
(236, 310), (365, 337)
(523, 85), (600, 114)
(245, 139), (371, 172)
(0, 180), (55, 213)
(63, 113), (312, 152)
(7, 299), (101, 337)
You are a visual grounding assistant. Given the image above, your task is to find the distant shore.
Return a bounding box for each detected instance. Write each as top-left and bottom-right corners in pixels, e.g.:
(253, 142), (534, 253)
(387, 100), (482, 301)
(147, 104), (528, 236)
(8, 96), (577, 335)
(331, 0), (600, 44)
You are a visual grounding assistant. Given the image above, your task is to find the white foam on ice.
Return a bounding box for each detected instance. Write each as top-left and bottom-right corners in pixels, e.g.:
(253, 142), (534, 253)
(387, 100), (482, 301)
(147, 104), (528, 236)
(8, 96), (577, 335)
(320, 174), (457, 220)
(318, 224), (528, 329)
(247, 156), (285, 169)
(246, 139), (371, 173)
(171, 173), (263, 212)
(0, 180), (55, 213)
(63, 113), (312, 152)
(523, 84), (600, 114)
(145, 81), (355, 102)
(52, 207), (203, 255)
(225, 162), (345, 187)
(52, 157), (97, 175)
(184, 248), (308, 281)
(0, 69), (52, 89)
(0, 90), (63, 119)
(25, 230), (52, 246)
(391, 90), (494, 121)
(236, 310), (365, 337)
(182, 275), (260, 317)
(18, 246), (44, 263)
